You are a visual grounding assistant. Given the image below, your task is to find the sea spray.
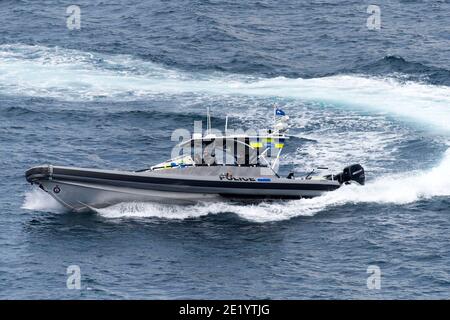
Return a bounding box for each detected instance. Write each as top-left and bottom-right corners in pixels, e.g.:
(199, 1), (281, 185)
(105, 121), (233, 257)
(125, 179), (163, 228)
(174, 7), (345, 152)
(22, 188), (66, 213)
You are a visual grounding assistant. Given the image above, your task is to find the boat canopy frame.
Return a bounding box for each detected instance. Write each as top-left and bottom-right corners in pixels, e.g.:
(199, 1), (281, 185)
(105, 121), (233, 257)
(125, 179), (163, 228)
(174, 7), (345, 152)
(174, 134), (288, 169)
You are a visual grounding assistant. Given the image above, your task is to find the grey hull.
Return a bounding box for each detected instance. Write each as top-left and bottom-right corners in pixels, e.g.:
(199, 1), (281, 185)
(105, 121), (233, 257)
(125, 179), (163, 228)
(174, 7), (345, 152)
(26, 165), (341, 212)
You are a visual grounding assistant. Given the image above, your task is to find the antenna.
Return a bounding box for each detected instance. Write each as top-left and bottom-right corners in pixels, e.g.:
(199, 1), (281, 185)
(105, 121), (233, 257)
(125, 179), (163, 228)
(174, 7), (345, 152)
(206, 107), (212, 135)
(225, 115), (228, 136)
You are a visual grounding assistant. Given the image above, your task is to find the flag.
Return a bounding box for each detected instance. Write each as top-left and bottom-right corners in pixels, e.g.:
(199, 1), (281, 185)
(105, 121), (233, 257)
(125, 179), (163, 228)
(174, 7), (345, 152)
(275, 108), (285, 116)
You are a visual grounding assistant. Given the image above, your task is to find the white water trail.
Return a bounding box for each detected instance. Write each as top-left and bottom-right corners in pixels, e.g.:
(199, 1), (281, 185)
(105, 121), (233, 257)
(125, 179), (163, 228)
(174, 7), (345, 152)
(1, 44), (450, 132)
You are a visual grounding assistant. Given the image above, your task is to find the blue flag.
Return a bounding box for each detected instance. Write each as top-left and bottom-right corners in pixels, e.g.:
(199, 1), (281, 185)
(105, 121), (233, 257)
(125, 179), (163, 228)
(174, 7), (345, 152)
(275, 108), (285, 116)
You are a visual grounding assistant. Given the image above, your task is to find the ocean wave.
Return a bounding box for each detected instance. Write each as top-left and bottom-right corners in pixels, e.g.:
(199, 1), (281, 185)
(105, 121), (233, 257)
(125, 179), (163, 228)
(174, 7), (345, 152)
(349, 55), (450, 86)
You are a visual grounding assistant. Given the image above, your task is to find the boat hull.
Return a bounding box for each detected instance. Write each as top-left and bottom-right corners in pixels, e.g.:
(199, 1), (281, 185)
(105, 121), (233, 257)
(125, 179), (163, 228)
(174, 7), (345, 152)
(26, 165), (341, 212)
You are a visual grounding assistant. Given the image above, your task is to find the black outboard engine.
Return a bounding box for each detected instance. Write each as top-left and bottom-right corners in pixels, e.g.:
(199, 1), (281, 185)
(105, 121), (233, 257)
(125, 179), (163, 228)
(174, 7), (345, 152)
(330, 164), (365, 185)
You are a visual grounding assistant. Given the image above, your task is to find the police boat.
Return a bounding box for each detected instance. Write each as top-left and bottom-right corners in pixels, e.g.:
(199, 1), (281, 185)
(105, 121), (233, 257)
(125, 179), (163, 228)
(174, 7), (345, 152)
(25, 108), (365, 212)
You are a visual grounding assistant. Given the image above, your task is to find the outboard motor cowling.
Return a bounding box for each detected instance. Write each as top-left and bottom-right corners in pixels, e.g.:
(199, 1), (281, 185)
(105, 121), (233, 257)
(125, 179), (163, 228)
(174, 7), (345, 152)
(328, 164), (365, 185)
(341, 164), (365, 185)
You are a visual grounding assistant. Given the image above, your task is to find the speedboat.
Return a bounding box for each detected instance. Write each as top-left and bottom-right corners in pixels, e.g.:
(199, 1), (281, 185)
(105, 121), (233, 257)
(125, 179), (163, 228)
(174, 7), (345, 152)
(25, 108), (365, 212)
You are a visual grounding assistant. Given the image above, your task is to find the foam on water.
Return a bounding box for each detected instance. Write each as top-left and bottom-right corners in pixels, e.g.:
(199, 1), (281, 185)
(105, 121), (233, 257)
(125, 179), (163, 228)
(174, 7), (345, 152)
(1, 44), (450, 132)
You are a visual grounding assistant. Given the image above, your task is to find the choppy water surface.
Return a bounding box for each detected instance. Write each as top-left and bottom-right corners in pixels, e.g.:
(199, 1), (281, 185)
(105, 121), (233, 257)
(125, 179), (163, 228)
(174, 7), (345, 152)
(1, 0), (449, 299)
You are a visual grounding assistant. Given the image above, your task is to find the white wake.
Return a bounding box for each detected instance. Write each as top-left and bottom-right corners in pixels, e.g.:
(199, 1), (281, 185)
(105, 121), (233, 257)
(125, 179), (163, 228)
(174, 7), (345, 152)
(1, 44), (450, 132)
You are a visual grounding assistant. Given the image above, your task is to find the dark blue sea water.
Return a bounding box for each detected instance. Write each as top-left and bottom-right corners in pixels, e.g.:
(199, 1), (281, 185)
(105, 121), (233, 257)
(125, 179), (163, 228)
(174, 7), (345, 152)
(1, 0), (449, 299)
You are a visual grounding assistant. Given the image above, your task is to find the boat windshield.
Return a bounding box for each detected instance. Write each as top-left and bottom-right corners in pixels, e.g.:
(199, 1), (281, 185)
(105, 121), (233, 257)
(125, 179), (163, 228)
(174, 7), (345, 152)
(179, 135), (287, 167)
